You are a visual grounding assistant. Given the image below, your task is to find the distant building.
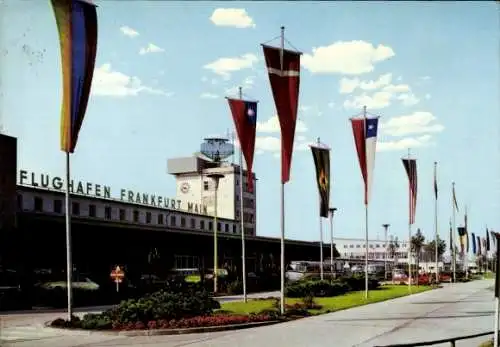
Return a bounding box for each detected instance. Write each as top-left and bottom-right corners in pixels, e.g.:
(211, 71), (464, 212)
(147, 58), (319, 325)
(334, 237), (410, 263)
(168, 154), (257, 236)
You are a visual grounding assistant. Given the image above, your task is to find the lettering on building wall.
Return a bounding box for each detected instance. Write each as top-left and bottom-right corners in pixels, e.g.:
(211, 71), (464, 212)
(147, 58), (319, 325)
(18, 170), (208, 215)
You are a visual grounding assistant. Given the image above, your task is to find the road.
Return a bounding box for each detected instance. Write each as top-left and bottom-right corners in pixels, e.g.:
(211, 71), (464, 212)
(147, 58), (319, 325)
(0, 282), (494, 347)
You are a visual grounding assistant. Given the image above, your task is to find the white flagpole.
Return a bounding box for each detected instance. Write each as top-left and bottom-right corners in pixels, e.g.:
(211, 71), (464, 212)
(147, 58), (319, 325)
(317, 137), (324, 281)
(407, 148), (412, 293)
(452, 182), (457, 283)
(329, 208), (337, 277)
(434, 162), (439, 282)
(237, 86), (248, 303)
(279, 25), (286, 316)
(65, 151), (74, 320)
(363, 105), (369, 300)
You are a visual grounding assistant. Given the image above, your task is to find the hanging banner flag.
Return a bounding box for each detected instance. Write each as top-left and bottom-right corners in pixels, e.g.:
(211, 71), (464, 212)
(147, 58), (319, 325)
(493, 231), (500, 298)
(51, 0), (98, 153)
(350, 116), (379, 205)
(261, 44), (301, 184)
(491, 230), (497, 249)
(434, 161), (438, 200)
(486, 228), (491, 251)
(457, 227), (467, 254)
(227, 98), (258, 192)
(449, 220), (453, 251)
(310, 144), (330, 218)
(477, 235), (482, 256)
(402, 158), (418, 225)
(452, 184), (460, 212)
(471, 232), (477, 255)
(482, 237), (487, 255)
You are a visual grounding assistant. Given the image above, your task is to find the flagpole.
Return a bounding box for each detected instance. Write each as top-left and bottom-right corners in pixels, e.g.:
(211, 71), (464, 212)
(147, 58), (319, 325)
(329, 208), (337, 277)
(407, 148), (412, 293)
(452, 182), (457, 283)
(434, 162), (439, 283)
(465, 205), (469, 278)
(237, 86), (248, 303)
(64, 151), (73, 320)
(279, 25), (286, 316)
(363, 105), (369, 300)
(316, 137), (324, 280)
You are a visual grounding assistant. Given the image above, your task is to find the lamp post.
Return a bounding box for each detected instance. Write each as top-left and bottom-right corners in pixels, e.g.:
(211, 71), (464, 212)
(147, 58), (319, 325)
(200, 137), (234, 295)
(208, 173), (224, 294)
(382, 224), (390, 280)
(328, 207), (338, 276)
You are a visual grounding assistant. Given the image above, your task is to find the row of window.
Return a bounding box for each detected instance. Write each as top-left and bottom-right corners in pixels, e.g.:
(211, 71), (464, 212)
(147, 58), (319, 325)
(23, 194), (244, 234)
(342, 252), (409, 260)
(343, 242), (408, 249)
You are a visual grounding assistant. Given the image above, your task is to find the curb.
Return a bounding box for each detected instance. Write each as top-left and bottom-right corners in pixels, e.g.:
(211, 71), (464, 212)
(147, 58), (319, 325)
(45, 319), (282, 336)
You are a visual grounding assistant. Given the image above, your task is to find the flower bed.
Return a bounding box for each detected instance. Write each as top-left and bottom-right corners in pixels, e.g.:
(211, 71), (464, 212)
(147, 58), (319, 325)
(49, 282), (280, 332)
(112, 313), (273, 331)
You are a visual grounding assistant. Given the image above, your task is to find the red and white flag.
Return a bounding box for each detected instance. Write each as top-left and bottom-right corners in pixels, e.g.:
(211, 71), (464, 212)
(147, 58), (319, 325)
(261, 44), (301, 184)
(350, 116), (379, 205)
(402, 158), (418, 225)
(226, 98), (258, 192)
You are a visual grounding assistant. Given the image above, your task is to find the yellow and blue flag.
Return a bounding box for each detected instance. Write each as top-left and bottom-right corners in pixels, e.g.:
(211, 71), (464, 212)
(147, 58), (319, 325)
(51, 0), (98, 153)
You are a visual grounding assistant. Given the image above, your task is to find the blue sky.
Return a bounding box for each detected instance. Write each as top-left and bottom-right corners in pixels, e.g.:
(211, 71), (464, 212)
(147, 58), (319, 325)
(1, 1), (499, 246)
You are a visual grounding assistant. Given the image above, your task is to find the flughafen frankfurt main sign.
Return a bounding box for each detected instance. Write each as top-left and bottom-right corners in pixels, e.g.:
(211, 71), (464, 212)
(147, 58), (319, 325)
(18, 170), (208, 215)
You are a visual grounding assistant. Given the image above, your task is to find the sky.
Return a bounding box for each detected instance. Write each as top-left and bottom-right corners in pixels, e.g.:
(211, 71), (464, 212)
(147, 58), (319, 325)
(1, 1), (499, 248)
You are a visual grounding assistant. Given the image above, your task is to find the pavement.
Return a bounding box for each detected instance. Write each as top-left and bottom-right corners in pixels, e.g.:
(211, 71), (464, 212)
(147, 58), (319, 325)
(0, 282), (495, 347)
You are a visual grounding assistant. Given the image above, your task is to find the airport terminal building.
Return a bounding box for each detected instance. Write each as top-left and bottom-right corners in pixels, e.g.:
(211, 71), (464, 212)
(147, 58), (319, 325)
(0, 134), (334, 283)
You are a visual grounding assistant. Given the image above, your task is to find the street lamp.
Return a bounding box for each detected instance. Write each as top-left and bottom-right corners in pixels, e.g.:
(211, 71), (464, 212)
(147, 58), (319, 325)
(328, 207), (338, 275)
(382, 224), (390, 280)
(207, 173), (224, 294)
(200, 137), (234, 295)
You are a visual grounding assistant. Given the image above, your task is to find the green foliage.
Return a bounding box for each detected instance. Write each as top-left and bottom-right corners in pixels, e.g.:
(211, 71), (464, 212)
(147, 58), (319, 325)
(424, 236), (447, 257)
(226, 280), (243, 295)
(285, 276), (380, 298)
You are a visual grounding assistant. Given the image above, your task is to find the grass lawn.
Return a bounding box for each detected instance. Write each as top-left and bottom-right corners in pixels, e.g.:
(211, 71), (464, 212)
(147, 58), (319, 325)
(483, 272), (495, 279)
(221, 285), (434, 315)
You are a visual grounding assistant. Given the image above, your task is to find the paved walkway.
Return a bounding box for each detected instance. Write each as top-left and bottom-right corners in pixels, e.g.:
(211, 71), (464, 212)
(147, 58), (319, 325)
(0, 281), (495, 347)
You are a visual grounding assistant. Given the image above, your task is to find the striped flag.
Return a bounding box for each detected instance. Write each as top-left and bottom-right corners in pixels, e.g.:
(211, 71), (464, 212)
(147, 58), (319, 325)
(452, 183), (460, 212)
(433, 161), (438, 200)
(486, 227), (491, 251)
(449, 219), (453, 251)
(51, 0), (98, 153)
(402, 158), (418, 225)
(471, 232), (477, 255)
(350, 115), (379, 205)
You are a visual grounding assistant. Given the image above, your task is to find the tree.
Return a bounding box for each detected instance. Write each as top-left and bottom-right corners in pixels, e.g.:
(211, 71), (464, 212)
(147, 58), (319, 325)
(387, 236), (400, 270)
(411, 228), (425, 274)
(424, 236), (446, 261)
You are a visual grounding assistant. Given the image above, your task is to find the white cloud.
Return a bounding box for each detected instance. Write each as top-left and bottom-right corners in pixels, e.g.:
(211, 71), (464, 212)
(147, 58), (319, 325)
(204, 53), (258, 79)
(425, 93), (431, 100)
(120, 26), (139, 38)
(200, 92), (219, 99)
(339, 73), (393, 94)
(343, 91), (392, 110)
(225, 75), (256, 96)
(397, 93), (420, 106)
(327, 102), (335, 108)
(382, 83), (410, 93)
(210, 8), (255, 28)
(380, 111), (444, 137)
(92, 63), (172, 97)
(378, 135), (433, 152)
(139, 43), (165, 55)
(235, 135), (312, 156)
(302, 40), (395, 75)
(257, 115), (308, 133)
(420, 76), (431, 81)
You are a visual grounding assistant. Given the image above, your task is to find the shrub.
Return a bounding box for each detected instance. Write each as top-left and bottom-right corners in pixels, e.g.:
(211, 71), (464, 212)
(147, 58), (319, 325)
(80, 313), (112, 330)
(106, 287), (220, 324)
(226, 280), (243, 295)
(285, 280), (349, 298)
(337, 275), (379, 291)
